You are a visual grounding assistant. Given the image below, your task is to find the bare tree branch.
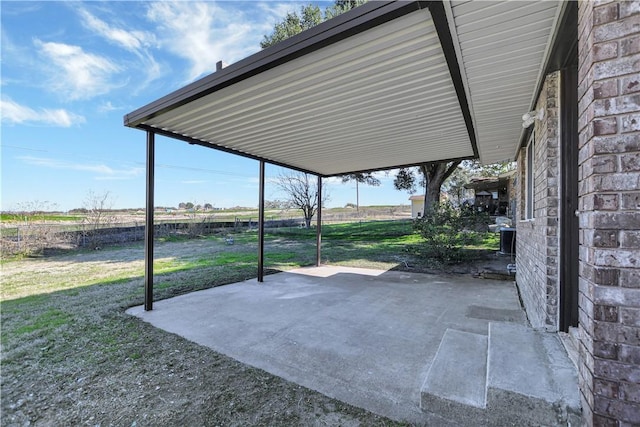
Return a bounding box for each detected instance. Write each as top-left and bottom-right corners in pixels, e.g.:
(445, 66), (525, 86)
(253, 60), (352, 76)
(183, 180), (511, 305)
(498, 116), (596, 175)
(275, 172), (328, 228)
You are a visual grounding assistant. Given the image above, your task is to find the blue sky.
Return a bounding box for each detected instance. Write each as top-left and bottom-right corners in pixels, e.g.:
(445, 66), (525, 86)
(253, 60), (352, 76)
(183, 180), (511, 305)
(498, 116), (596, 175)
(1, 1), (413, 212)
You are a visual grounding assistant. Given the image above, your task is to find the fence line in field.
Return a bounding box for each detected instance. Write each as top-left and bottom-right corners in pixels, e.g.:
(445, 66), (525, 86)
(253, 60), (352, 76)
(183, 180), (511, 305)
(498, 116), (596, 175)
(1, 210), (412, 256)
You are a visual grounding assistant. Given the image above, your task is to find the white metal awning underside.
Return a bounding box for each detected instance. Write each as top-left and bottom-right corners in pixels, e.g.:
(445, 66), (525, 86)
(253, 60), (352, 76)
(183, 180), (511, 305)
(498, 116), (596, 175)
(125, 1), (562, 175)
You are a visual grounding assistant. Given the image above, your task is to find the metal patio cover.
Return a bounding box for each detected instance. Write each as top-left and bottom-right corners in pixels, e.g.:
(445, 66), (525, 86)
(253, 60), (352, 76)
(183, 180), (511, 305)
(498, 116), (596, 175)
(124, 1), (563, 175)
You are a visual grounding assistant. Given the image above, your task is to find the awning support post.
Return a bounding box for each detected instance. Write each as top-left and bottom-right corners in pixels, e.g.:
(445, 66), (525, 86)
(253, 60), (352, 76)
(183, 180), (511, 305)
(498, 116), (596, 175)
(144, 131), (155, 311)
(258, 160), (265, 282)
(317, 176), (322, 267)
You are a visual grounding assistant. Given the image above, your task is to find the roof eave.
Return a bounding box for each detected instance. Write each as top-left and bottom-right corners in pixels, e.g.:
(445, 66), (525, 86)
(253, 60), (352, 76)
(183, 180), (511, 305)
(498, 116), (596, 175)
(514, 0), (577, 158)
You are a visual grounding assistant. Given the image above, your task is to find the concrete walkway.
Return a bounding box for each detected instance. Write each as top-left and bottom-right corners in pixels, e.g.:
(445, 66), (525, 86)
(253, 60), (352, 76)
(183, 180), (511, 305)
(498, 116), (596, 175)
(127, 266), (575, 425)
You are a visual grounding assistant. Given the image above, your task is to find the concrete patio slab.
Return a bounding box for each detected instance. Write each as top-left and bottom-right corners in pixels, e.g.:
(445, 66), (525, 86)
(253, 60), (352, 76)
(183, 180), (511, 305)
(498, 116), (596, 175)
(126, 266), (528, 424)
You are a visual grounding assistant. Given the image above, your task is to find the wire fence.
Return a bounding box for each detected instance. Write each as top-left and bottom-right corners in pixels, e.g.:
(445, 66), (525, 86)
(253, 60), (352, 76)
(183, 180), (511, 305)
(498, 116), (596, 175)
(1, 209), (411, 257)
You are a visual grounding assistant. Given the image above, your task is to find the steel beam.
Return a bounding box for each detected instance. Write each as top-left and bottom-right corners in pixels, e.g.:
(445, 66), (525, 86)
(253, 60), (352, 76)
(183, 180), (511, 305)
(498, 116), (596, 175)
(317, 176), (322, 266)
(144, 131), (155, 311)
(258, 161), (265, 282)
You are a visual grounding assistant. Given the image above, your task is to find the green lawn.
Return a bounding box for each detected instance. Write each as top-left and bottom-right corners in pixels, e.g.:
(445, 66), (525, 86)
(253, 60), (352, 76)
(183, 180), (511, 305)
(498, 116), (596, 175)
(1, 213), (82, 222)
(1, 219), (499, 301)
(1, 218), (498, 426)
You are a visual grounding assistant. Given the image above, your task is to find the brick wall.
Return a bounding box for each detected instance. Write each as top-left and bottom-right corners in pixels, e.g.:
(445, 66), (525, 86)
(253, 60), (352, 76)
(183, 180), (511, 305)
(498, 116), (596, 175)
(577, 1), (640, 425)
(516, 71), (561, 331)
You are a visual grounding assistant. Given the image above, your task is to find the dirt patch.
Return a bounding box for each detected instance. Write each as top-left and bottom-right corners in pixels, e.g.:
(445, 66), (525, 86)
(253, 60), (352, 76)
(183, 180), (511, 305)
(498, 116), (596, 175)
(2, 314), (403, 426)
(1, 237), (409, 426)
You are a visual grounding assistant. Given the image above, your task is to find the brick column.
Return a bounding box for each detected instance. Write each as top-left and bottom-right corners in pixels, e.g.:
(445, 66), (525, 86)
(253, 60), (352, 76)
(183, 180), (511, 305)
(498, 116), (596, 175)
(577, 1), (640, 425)
(515, 72), (562, 331)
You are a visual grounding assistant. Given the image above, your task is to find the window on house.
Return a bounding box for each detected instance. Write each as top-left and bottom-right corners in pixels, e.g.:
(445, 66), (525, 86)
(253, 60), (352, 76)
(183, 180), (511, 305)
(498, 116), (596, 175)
(525, 133), (535, 219)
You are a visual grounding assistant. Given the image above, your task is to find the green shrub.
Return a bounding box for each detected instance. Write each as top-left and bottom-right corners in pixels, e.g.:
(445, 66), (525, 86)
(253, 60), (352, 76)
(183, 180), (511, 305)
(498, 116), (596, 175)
(459, 205), (491, 232)
(413, 202), (483, 263)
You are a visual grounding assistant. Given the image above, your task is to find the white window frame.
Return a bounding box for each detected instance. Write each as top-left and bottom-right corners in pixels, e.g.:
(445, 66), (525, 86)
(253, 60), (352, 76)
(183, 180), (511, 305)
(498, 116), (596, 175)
(525, 132), (535, 219)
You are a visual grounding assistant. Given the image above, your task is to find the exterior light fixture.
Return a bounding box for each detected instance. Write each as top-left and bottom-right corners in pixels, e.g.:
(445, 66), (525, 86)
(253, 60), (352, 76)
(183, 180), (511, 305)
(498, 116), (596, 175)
(522, 108), (545, 128)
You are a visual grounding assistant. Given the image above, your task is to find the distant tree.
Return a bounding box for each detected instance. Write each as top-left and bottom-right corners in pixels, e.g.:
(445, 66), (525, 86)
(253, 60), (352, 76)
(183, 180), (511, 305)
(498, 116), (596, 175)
(82, 190), (117, 248)
(340, 173), (380, 213)
(203, 203), (213, 210)
(261, 1), (367, 48)
(275, 172), (328, 228)
(340, 172), (380, 187)
(465, 160), (516, 177)
(178, 202), (187, 209)
(11, 200), (59, 255)
(184, 202), (194, 210)
(264, 199), (293, 210)
(261, 5), (323, 48)
(325, 0), (368, 18)
(14, 200), (58, 218)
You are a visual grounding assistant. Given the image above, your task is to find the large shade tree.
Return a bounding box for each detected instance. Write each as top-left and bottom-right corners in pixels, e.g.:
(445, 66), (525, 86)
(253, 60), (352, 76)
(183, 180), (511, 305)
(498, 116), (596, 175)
(260, 5), (323, 48)
(464, 160), (516, 178)
(393, 162), (462, 209)
(261, 1), (368, 48)
(395, 160), (517, 208)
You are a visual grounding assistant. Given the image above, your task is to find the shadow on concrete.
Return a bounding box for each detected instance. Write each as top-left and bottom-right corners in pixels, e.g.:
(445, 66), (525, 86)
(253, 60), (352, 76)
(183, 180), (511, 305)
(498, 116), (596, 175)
(127, 265), (579, 425)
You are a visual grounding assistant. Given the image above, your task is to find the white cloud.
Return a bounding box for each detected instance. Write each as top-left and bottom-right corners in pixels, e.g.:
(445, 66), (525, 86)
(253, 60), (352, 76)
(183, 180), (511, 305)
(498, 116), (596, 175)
(1, 30), (42, 87)
(97, 101), (123, 113)
(77, 7), (156, 53)
(35, 39), (123, 100)
(0, 97), (85, 127)
(323, 177), (344, 185)
(1, 2), (42, 16)
(76, 7), (161, 89)
(18, 156), (143, 180)
(146, 1), (262, 82)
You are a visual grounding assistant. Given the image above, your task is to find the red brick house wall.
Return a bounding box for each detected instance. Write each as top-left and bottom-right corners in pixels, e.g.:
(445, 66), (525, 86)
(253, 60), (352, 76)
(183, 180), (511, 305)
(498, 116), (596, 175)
(577, 1), (640, 425)
(516, 71), (562, 331)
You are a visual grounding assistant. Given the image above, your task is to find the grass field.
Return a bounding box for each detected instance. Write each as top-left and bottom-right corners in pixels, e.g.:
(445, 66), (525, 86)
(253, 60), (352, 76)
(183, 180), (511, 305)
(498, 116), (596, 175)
(0, 213), (83, 222)
(0, 205), (411, 224)
(1, 220), (498, 426)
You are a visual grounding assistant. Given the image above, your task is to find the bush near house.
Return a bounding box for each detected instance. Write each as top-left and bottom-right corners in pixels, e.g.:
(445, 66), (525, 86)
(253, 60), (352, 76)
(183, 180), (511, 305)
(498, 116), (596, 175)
(413, 202), (491, 263)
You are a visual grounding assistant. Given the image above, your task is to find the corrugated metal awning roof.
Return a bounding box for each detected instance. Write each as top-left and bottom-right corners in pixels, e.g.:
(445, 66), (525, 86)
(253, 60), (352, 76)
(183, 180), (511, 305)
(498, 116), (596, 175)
(125, 0), (563, 176)
(446, 0), (563, 164)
